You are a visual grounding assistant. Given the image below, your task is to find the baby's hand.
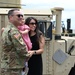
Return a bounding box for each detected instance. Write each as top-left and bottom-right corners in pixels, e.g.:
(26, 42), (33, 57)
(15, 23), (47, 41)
(19, 30), (23, 34)
(19, 30), (29, 34)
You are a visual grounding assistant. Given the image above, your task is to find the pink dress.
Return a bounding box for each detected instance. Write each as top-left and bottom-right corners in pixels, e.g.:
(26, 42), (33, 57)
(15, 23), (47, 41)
(18, 24), (32, 51)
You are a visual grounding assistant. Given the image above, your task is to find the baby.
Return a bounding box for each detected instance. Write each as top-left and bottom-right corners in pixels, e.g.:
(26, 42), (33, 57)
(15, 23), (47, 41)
(18, 19), (32, 75)
(18, 19), (32, 51)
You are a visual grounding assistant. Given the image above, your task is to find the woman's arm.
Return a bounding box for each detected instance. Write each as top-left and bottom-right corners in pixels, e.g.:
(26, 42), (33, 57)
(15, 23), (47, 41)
(34, 35), (45, 54)
(28, 35), (45, 57)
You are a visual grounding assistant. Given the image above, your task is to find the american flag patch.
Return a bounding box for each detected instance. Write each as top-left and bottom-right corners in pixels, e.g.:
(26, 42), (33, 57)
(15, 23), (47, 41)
(14, 33), (21, 39)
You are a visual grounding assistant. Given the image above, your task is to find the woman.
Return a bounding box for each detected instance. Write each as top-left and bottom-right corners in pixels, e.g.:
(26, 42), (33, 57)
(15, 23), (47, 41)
(25, 17), (45, 75)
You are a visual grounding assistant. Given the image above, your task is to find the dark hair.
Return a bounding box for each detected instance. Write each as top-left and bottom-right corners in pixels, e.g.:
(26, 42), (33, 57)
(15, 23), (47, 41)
(8, 9), (19, 19)
(25, 17), (43, 42)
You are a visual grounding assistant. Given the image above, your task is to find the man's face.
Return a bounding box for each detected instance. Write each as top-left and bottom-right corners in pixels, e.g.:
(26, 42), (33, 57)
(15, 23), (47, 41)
(10, 10), (24, 26)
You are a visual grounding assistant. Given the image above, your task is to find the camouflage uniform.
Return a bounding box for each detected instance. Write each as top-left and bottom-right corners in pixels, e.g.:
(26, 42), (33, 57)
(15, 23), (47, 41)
(1, 23), (30, 75)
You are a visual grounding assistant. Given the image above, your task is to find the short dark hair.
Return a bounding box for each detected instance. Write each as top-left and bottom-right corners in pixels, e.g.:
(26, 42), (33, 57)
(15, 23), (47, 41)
(8, 9), (20, 19)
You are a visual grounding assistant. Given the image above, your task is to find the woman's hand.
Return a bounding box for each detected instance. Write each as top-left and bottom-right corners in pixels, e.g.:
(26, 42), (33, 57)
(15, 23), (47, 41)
(28, 51), (35, 57)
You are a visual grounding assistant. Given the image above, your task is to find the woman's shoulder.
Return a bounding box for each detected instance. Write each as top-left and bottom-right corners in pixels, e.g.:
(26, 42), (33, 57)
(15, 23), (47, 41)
(38, 30), (44, 36)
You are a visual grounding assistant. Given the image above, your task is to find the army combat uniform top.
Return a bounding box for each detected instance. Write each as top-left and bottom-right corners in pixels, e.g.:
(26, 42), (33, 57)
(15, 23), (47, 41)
(1, 23), (30, 75)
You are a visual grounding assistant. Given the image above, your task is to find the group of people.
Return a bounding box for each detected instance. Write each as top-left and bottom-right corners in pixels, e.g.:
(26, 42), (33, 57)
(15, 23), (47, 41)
(1, 9), (45, 75)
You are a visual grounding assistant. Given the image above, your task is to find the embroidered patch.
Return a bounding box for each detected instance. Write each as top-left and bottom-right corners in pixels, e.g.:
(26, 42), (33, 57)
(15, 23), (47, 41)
(14, 33), (20, 39)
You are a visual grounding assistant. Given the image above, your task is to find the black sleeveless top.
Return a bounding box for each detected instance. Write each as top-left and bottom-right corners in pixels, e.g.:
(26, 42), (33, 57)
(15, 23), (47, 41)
(28, 34), (43, 75)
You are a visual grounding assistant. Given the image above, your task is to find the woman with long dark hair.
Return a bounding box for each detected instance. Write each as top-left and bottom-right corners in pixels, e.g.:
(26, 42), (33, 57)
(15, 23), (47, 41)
(25, 17), (45, 75)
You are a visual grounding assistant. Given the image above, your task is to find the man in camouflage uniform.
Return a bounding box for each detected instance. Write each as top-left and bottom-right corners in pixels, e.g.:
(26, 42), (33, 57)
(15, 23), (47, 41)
(1, 9), (30, 75)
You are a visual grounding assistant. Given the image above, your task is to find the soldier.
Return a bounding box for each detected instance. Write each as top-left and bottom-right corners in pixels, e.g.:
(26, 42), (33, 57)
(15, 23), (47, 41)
(1, 9), (30, 75)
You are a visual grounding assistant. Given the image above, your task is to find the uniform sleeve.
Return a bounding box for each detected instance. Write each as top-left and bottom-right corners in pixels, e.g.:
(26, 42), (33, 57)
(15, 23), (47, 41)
(2, 28), (13, 52)
(10, 28), (30, 57)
